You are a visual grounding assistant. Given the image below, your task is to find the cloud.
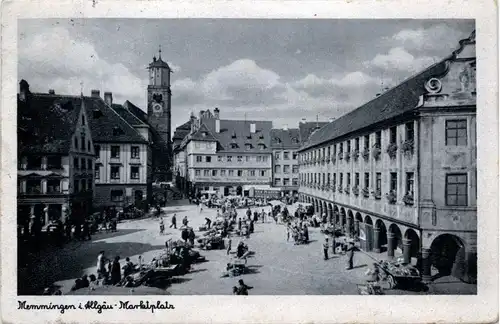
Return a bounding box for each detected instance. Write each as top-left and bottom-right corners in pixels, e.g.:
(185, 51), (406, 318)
(390, 24), (471, 54)
(295, 49), (302, 55)
(366, 47), (438, 73)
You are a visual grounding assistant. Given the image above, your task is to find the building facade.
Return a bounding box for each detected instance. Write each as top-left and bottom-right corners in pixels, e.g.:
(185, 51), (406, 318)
(298, 31), (477, 283)
(173, 109), (274, 198)
(86, 90), (152, 209)
(270, 127), (301, 198)
(17, 81), (95, 229)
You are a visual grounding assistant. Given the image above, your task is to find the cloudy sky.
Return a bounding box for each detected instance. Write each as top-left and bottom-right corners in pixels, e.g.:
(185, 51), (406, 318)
(18, 19), (474, 130)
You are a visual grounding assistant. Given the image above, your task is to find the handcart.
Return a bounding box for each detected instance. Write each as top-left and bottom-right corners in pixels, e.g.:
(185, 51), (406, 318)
(377, 259), (421, 289)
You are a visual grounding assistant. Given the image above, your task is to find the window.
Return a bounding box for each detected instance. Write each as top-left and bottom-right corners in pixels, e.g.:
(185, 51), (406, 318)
(204, 170), (210, 176)
(111, 166), (120, 179)
(364, 135), (370, 149)
(262, 156), (268, 162)
(81, 179), (86, 191)
(220, 170), (226, 176)
(46, 180), (60, 193)
(87, 140), (91, 152)
(333, 145), (336, 157)
(237, 156), (243, 162)
(81, 114), (85, 126)
(365, 173), (370, 188)
(446, 174), (468, 206)
(446, 120), (467, 146)
(275, 152), (280, 160)
(339, 143), (343, 154)
(237, 170), (243, 177)
(283, 165), (290, 174)
(111, 146), (120, 158)
(87, 159), (92, 170)
(292, 165), (299, 174)
(327, 147), (331, 157)
(131, 166), (139, 179)
(283, 178), (290, 186)
(95, 165), (100, 179)
(260, 170), (266, 177)
(212, 170), (217, 176)
(196, 156), (202, 163)
(406, 172), (414, 194)
(81, 158), (86, 170)
(73, 157), (79, 169)
(229, 170), (234, 177)
(74, 137), (78, 149)
(292, 178), (298, 186)
(292, 152), (298, 160)
(206, 156), (212, 163)
(195, 170), (201, 176)
(258, 143), (266, 150)
(81, 136), (85, 150)
(322, 148), (326, 158)
(340, 173), (343, 186)
(355, 138), (360, 151)
(390, 126), (397, 144)
(246, 156), (250, 162)
(355, 173), (360, 186)
(274, 178), (281, 186)
(347, 141), (351, 152)
(375, 173), (381, 192)
(284, 151), (290, 160)
(26, 156), (42, 169)
(333, 173), (336, 186)
(73, 180), (79, 193)
(87, 179), (92, 190)
(245, 143), (252, 150)
(111, 190), (124, 202)
(131, 146), (140, 159)
(94, 145), (101, 158)
(406, 122), (414, 141)
(347, 173), (351, 186)
(218, 156), (223, 162)
(375, 131), (381, 147)
(227, 156), (232, 162)
(390, 173), (397, 192)
(249, 170), (256, 177)
(327, 173), (331, 184)
(47, 156), (62, 169)
(275, 165), (281, 173)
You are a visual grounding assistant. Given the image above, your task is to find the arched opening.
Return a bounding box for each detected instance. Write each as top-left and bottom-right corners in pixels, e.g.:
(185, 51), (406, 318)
(363, 215), (373, 251)
(322, 201), (327, 217)
(236, 186), (243, 196)
(388, 223), (403, 257)
(354, 212), (363, 238)
(224, 186), (231, 196)
(340, 208), (346, 233)
(134, 190), (143, 203)
(328, 203), (333, 224)
(404, 228), (420, 261)
(347, 210), (354, 237)
(333, 205), (339, 224)
(375, 219), (388, 253)
(430, 234), (474, 282)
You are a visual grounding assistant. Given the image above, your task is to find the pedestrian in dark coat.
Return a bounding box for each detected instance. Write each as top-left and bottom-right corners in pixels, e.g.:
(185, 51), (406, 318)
(237, 279), (253, 295)
(111, 256), (121, 285)
(346, 242), (356, 270)
(323, 238), (329, 260)
(238, 218), (242, 231)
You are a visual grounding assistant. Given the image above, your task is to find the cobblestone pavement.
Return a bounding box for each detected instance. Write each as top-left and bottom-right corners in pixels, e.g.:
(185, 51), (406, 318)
(20, 200), (476, 295)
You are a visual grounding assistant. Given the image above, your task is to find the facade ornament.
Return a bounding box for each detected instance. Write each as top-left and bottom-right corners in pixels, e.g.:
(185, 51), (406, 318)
(425, 78), (442, 94)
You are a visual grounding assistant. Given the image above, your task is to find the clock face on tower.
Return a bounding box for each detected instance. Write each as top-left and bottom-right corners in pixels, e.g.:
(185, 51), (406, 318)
(152, 102), (163, 116)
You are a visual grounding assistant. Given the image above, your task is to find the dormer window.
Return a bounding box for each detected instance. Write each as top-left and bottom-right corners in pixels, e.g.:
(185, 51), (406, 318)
(231, 132), (237, 139)
(258, 143), (266, 150)
(202, 131), (207, 138)
(92, 109), (103, 119)
(274, 137), (281, 144)
(259, 134), (264, 140)
(230, 143), (239, 149)
(245, 143), (252, 150)
(247, 134), (252, 140)
(292, 137), (298, 144)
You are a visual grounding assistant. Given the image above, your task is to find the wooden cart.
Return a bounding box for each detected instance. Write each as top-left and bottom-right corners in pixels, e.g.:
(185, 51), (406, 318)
(376, 260), (421, 289)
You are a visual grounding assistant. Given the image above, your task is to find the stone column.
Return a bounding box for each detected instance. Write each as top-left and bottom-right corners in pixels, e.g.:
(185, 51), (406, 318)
(421, 248), (432, 283)
(373, 227), (381, 253)
(340, 214), (344, 232)
(387, 232), (395, 258)
(403, 238), (411, 264)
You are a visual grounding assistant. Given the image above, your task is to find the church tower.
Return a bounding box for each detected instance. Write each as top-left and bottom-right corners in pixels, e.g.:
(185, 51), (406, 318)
(147, 46), (172, 150)
(147, 46), (172, 181)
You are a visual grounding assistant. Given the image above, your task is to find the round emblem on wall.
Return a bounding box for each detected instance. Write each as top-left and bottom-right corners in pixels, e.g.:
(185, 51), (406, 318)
(425, 78), (442, 94)
(153, 103), (163, 115)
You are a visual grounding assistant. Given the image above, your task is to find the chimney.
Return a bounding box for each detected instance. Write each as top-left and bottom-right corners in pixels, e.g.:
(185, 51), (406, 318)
(19, 79), (30, 102)
(283, 124), (288, 131)
(189, 112), (196, 133)
(48, 89), (55, 95)
(104, 92), (113, 106)
(91, 89), (100, 98)
(250, 123), (256, 133)
(214, 107), (220, 119)
(215, 119), (220, 133)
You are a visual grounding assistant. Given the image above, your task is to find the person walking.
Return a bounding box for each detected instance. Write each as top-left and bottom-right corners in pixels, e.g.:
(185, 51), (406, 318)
(205, 217), (212, 229)
(246, 208), (252, 221)
(286, 224), (290, 242)
(159, 217), (165, 235)
(238, 218), (242, 232)
(346, 242), (356, 270)
(111, 256), (121, 285)
(323, 238), (329, 260)
(261, 209), (266, 223)
(96, 251), (107, 279)
(182, 216), (188, 227)
(226, 237), (232, 255)
(170, 213), (177, 229)
(237, 279), (253, 295)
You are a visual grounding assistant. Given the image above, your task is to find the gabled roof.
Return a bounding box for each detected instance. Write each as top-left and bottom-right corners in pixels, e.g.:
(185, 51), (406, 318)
(123, 100), (149, 124)
(189, 123), (218, 142)
(149, 57), (170, 69)
(298, 122), (329, 145)
(173, 120), (192, 141)
(111, 103), (147, 127)
(84, 97), (148, 144)
(18, 93), (82, 154)
(270, 128), (301, 149)
(198, 118), (273, 153)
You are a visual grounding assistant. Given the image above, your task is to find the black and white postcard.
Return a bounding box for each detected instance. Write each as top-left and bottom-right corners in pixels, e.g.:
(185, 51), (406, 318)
(1, 1), (498, 323)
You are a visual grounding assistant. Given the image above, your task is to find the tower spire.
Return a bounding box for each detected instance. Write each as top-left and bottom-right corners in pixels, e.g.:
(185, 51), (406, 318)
(158, 45), (162, 59)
